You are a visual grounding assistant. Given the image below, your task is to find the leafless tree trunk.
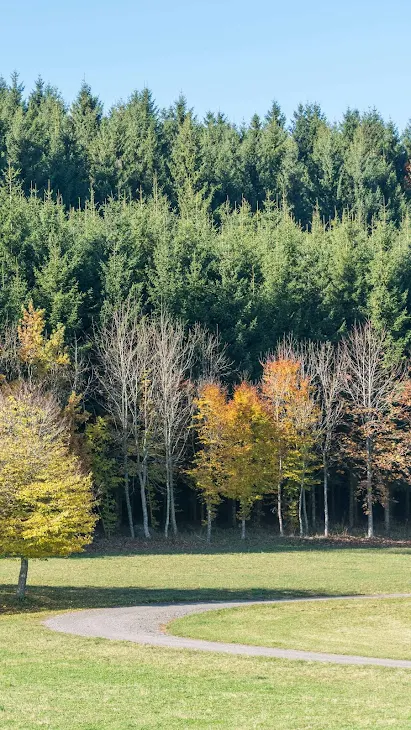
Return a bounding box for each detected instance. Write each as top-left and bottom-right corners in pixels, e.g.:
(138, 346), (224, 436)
(241, 517), (246, 539)
(298, 487), (304, 537)
(123, 433), (134, 538)
(366, 434), (374, 538)
(384, 484), (391, 533)
(94, 305), (138, 538)
(206, 502), (212, 543)
(309, 341), (344, 538)
(151, 310), (201, 537)
(311, 484), (316, 532)
(298, 474), (309, 537)
(277, 461), (284, 536)
(342, 322), (403, 540)
(349, 472), (356, 529)
(302, 487), (309, 535)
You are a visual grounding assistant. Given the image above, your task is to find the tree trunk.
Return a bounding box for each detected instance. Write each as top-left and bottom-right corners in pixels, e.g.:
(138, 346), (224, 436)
(298, 486), (305, 537)
(302, 488), (309, 535)
(164, 456), (171, 539)
(366, 435), (374, 538)
(16, 558), (28, 600)
(169, 468), (178, 536)
(384, 484), (391, 534)
(206, 503), (212, 543)
(241, 517), (246, 540)
(311, 485), (316, 533)
(123, 441), (135, 539)
(277, 480), (284, 537)
(349, 471), (355, 530)
(139, 470), (151, 539)
(323, 453), (329, 537)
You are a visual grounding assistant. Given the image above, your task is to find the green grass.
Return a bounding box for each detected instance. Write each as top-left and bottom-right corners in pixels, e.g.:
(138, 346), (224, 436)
(170, 597), (411, 660)
(1, 538), (411, 728)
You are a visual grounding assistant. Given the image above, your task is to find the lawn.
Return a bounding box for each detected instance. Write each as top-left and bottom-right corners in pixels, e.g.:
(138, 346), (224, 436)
(170, 596), (411, 660)
(1, 538), (411, 729)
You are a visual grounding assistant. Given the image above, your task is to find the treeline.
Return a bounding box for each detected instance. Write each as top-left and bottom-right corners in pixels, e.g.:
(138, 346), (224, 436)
(2, 173), (411, 378)
(2, 76), (411, 538)
(1, 304), (411, 542)
(1, 74), (411, 226)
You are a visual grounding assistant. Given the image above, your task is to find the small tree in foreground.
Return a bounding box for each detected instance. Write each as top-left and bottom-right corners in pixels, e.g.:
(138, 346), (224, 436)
(0, 384), (96, 598)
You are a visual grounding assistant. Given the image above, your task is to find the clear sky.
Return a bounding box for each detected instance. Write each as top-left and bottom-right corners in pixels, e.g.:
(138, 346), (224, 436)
(1, 0), (410, 129)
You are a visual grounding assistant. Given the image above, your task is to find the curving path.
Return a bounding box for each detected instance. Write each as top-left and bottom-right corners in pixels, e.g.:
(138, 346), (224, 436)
(44, 593), (411, 668)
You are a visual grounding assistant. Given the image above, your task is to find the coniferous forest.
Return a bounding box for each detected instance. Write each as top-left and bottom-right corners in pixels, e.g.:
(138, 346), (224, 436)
(3, 74), (411, 542)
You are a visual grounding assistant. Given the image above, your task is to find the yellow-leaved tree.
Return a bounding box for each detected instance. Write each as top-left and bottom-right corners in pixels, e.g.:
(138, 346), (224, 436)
(223, 382), (277, 539)
(17, 300), (70, 383)
(0, 383), (96, 598)
(188, 382), (228, 542)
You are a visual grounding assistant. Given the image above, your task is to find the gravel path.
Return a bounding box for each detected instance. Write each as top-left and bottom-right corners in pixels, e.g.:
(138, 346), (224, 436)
(44, 593), (411, 668)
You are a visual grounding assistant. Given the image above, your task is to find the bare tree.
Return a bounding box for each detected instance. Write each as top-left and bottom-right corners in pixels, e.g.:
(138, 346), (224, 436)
(125, 317), (160, 539)
(342, 322), (403, 538)
(151, 311), (200, 538)
(193, 324), (231, 387)
(309, 341), (344, 537)
(94, 303), (137, 538)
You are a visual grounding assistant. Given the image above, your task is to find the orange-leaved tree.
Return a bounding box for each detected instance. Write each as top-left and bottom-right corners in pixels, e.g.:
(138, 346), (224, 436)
(188, 382), (228, 541)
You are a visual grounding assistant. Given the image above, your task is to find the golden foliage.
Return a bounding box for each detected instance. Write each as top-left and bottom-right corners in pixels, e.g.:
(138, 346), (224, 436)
(0, 385), (96, 559)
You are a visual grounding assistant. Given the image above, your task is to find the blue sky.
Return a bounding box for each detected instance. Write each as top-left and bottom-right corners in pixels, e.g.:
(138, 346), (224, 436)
(1, 0), (410, 129)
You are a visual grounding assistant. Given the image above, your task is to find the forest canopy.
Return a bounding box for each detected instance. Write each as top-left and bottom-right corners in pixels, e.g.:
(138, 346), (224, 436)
(2, 75), (411, 540)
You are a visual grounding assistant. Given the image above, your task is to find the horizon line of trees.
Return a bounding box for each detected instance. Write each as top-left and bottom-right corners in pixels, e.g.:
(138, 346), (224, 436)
(2, 303), (411, 553)
(1, 73), (411, 227)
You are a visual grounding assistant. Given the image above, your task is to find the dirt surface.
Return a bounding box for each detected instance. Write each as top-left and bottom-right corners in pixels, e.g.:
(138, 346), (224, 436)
(44, 593), (411, 668)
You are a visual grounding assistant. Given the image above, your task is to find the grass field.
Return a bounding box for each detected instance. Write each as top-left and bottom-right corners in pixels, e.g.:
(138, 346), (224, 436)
(171, 596), (411, 660)
(1, 537), (411, 729)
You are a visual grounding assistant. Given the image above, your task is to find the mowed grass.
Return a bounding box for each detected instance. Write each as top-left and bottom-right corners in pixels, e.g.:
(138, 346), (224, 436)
(1, 540), (411, 729)
(171, 597), (411, 660)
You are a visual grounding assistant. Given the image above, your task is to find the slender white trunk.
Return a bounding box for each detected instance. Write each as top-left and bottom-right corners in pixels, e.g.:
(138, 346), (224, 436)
(123, 437), (135, 539)
(384, 485), (391, 534)
(366, 435), (373, 538)
(349, 472), (355, 529)
(139, 467), (151, 539)
(170, 468), (178, 536)
(323, 452), (329, 537)
(277, 481), (284, 536)
(164, 456), (171, 539)
(299, 487), (304, 537)
(311, 485), (316, 532)
(16, 558), (28, 600)
(241, 517), (246, 540)
(302, 487), (309, 535)
(277, 457), (284, 536)
(206, 503), (212, 543)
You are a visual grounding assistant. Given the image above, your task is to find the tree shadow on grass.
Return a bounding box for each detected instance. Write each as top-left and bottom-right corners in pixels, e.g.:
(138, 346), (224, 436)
(0, 585), (341, 616)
